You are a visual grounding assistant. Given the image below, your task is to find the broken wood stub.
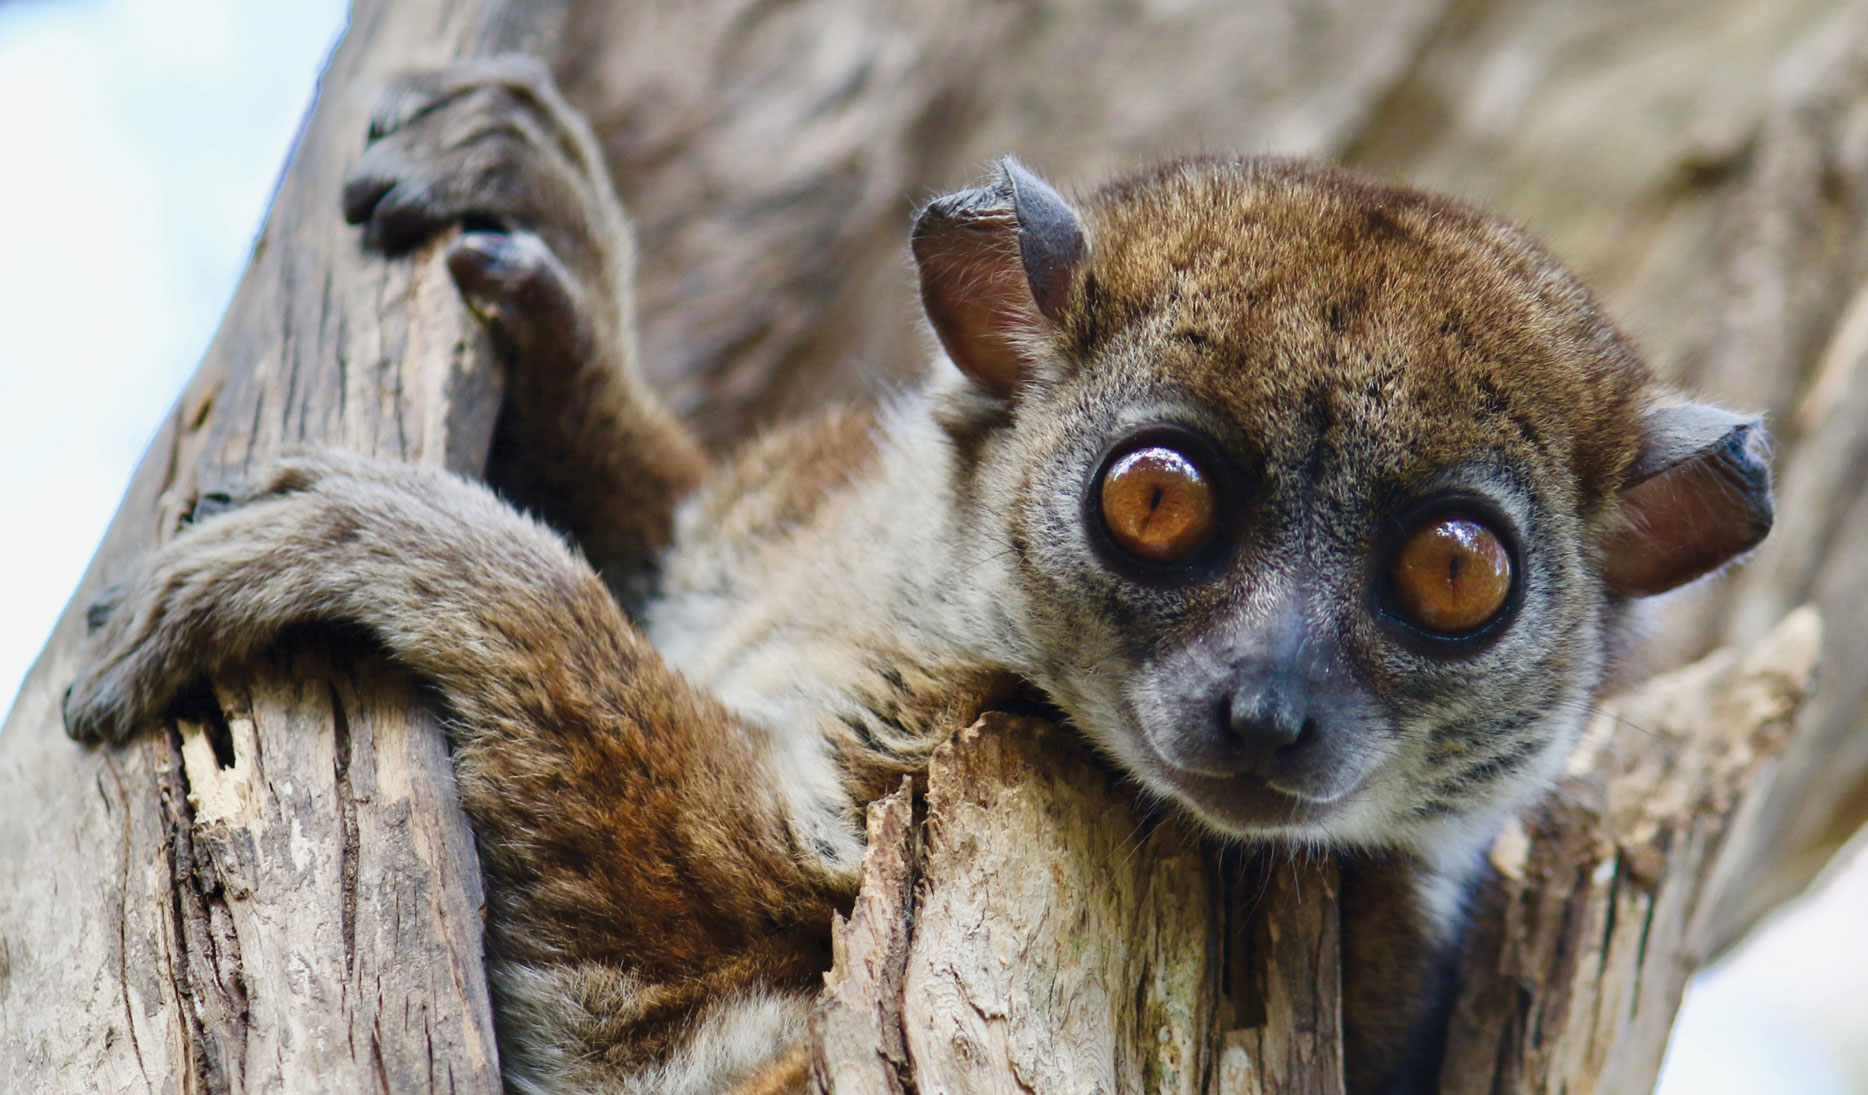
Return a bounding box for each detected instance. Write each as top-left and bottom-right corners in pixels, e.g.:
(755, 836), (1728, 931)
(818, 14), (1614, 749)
(812, 715), (1347, 1095)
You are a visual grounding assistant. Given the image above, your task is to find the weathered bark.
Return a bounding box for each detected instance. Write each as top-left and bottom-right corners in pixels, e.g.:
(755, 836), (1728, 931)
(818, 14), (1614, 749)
(5, 0), (1868, 1091)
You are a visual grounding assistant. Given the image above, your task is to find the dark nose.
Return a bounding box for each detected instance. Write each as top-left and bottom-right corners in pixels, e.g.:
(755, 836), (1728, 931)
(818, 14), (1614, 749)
(1223, 682), (1319, 779)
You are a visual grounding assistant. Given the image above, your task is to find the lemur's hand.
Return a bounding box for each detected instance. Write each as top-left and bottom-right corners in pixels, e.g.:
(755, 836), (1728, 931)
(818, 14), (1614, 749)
(62, 454), (393, 746)
(342, 56), (632, 370)
(61, 452), (582, 748)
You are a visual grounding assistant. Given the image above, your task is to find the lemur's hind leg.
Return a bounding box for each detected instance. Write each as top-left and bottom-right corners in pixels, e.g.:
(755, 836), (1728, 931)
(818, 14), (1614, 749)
(344, 57), (706, 607)
(64, 452), (843, 1094)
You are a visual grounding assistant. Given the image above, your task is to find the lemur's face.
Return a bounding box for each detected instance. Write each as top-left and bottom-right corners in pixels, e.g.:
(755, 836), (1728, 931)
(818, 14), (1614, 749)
(994, 354), (1609, 850)
(916, 158), (1771, 852)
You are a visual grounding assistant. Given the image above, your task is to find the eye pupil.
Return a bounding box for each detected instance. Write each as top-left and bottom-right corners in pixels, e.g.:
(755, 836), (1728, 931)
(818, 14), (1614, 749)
(1099, 446), (1217, 564)
(1391, 515), (1512, 636)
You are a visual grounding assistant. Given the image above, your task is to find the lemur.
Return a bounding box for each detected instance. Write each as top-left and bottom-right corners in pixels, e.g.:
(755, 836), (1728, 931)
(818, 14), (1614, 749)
(62, 58), (1773, 1095)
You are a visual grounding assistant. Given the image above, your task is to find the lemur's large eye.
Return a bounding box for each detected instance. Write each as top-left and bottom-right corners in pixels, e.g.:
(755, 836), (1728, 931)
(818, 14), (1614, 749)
(1100, 446), (1216, 563)
(1391, 516), (1512, 635)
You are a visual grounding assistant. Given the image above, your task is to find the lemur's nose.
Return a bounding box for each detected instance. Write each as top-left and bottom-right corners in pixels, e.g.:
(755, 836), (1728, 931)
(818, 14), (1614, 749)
(1223, 679), (1320, 779)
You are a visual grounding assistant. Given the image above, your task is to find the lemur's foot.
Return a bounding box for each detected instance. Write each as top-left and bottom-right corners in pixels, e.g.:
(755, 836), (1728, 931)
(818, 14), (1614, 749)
(342, 56), (628, 364)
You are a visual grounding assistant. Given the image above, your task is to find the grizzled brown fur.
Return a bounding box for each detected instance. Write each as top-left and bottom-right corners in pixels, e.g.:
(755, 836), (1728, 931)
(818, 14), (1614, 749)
(1066, 157), (1646, 505)
(65, 59), (1771, 1095)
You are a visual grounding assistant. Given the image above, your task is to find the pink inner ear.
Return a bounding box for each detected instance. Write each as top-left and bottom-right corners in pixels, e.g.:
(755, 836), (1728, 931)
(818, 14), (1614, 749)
(912, 160), (1087, 402)
(1599, 441), (1772, 598)
(915, 216), (1045, 400)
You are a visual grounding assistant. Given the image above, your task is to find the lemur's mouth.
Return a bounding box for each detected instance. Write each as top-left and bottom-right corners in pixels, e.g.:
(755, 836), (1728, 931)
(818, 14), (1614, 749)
(1171, 772), (1349, 833)
(1265, 773), (1360, 805)
(1132, 733), (1371, 834)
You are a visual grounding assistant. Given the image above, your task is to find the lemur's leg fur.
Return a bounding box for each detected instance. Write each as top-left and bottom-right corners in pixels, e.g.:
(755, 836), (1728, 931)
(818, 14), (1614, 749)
(63, 453), (841, 1094)
(342, 57), (707, 607)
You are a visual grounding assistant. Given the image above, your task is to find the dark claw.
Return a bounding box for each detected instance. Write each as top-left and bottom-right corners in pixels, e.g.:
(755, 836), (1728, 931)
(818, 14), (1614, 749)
(190, 491), (237, 524)
(61, 683), (82, 740)
(85, 590), (120, 634)
(447, 230), (527, 288)
(342, 171), (397, 226)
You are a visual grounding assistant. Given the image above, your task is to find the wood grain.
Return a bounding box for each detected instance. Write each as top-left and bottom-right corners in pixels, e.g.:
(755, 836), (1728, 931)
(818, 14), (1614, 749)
(900, 717), (1217, 1095)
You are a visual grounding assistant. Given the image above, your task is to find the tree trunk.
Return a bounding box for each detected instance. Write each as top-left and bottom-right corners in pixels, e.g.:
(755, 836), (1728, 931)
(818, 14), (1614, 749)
(4, 0), (1867, 1091)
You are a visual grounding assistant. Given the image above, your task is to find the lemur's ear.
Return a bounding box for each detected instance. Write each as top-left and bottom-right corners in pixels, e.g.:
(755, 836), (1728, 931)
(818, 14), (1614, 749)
(912, 159), (1088, 399)
(1600, 403), (1774, 597)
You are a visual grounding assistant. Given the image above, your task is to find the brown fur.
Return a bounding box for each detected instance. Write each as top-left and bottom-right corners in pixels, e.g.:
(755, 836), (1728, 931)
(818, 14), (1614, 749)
(1338, 853), (1465, 1095)
(682, 406), (882, 565)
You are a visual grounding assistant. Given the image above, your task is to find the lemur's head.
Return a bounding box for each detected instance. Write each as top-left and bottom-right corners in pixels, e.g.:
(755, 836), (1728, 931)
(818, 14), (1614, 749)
(914, 158), (1772, 852)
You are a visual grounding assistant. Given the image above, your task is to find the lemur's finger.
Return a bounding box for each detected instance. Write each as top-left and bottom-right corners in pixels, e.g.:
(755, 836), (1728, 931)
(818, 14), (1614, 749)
(341, 167), (399, 227)
(447, 230), (591, 362)
(358, 177), (453, 255)
(66, 591), (172, 745)
(63, 681), (116, 744)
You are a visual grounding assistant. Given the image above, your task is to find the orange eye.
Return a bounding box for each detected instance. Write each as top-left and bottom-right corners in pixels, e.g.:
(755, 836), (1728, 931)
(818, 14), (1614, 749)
(1099, 446), (1217, 563)
(1391, 516), (1513, 635)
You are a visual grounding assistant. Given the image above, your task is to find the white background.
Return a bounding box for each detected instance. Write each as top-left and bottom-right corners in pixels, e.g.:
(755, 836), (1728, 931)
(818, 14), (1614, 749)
(0, 1), (1862, 1089)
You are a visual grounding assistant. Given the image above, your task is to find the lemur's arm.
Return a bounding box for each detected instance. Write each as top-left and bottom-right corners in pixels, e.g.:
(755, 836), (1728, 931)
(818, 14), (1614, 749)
(64, 61), (826, 1092)
(340, 57), (707, 606)
(1339, 854), (1471, 1095)
(63, 452), (838, 1094)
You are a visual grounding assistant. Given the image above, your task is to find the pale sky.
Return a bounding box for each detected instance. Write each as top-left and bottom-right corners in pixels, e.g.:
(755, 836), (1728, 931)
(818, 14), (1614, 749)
(0, 2), (1859, 1090)
(0, 0), (348, 711)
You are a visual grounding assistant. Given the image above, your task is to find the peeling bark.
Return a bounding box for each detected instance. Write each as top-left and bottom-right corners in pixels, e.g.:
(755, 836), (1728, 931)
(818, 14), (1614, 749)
(1438, 609), (1821, 1093)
